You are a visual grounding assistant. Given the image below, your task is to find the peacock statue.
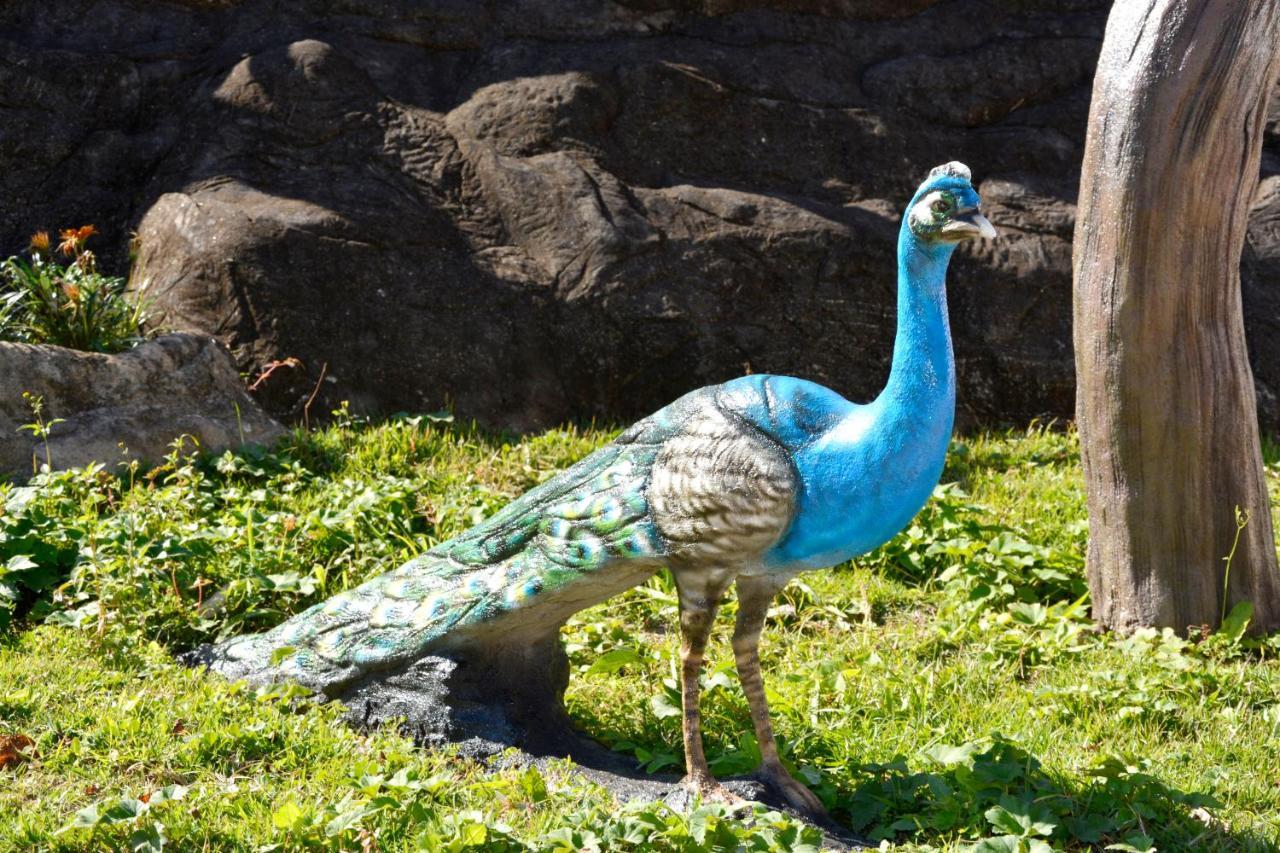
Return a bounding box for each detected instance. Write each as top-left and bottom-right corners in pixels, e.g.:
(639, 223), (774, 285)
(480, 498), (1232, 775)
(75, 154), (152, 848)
(199, 161), (995, 815)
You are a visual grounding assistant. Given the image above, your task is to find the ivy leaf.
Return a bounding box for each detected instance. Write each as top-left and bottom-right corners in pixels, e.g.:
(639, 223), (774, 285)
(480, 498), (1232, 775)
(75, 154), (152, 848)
(649, 693), (681, 720)
(585, 648), (642, 676)
(1106, 834), (1156, 853)
(272, 801), (304, 831)
(147, 785), (186, 806)
(4, 555), (38, 575)
(102, 798), (148, 823)
(1219, 601), (1253, 643)
(921, 742), (979, 766)
(56, 803), (103, 834)
(129, 822), (166, 853)
(458, 820), (487, 845)
(985, 804), (1029, 836)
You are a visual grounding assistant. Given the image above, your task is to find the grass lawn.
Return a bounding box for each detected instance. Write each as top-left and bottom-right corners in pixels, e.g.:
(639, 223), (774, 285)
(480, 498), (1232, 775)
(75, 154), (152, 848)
(1, 417), (1278, 851)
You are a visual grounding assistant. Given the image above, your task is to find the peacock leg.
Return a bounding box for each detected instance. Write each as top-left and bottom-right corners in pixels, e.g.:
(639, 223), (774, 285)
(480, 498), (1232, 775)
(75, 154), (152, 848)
(733, 574), (827, 816)
(674, 568), (739, 804)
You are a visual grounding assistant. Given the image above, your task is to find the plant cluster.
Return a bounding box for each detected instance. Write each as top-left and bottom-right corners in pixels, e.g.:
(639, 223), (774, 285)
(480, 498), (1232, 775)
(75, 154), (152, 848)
(0, 226), (147, 352)
(2, 422), (1279, 850)
(2, 628), (823, 851)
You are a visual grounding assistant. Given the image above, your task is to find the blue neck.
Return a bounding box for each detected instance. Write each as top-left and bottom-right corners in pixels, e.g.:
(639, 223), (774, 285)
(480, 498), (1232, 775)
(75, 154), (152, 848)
(727, 217), (962, 571)
(876, 222), (957, 418)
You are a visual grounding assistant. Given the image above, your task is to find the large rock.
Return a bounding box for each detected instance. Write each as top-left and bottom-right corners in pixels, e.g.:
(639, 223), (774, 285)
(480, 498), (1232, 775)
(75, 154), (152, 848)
(2, 1), (1278, 431)
(0, 334), (284, 478)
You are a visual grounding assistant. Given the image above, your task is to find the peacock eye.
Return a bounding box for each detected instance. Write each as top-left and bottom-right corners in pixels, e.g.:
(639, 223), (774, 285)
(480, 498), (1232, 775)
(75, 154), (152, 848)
(931, 196), (952, 214)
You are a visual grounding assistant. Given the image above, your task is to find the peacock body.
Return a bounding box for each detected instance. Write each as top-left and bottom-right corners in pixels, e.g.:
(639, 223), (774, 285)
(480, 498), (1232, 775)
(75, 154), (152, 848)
(204, 161), (995, 813)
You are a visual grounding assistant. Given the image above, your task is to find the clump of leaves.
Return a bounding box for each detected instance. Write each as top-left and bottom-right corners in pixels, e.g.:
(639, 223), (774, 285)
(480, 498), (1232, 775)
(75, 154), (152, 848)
(0, 226), (148, 352)
(4, 420), (1279, 849)
(536, 801), (823, 852)
(0, 418), (609, 645)
(55, 784), (186, 852)
(867, 483), (1086, 611)
(847, 736), (1220, 852)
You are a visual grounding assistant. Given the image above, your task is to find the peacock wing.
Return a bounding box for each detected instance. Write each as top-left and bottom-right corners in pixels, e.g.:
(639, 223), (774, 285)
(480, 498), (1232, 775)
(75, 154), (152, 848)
(648, 400), (800, 569)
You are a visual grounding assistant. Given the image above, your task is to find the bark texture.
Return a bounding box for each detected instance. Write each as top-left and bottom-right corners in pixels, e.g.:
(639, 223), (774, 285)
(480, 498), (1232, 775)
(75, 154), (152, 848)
(1074, 0), (1280, 633)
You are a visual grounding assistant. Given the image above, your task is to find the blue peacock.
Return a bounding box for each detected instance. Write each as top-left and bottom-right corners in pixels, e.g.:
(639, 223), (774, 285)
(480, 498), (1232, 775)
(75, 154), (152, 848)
(204, 161), (996, 813)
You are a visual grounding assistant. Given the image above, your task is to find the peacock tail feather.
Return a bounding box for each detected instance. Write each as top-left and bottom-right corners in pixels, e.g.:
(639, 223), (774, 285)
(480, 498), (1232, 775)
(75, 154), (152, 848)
(210, 425), (671, 690)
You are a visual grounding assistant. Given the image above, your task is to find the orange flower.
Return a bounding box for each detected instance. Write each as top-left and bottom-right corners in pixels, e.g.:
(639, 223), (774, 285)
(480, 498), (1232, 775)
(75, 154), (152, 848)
(28, 231), (50, 253)
(57, 225), (97, 257)
(61, 282), (81, 301)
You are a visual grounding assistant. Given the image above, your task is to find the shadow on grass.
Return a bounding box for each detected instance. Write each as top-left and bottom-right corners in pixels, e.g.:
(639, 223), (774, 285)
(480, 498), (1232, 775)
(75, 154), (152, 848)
(567, 723), (1270, 851)
(836, 737), (1269, 851)
(514, 724), (870, 850)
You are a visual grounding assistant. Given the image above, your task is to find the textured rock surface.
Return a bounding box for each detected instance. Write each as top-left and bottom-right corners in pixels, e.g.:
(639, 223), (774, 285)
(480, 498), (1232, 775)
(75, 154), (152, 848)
(1, 1), (1278, 431)
(0, 334), (284, 478)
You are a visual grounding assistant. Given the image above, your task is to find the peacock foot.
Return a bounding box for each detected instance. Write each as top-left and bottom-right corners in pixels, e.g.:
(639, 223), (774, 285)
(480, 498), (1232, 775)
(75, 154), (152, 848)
(758, 762), (827, 817)
(680, 773), (748, 811)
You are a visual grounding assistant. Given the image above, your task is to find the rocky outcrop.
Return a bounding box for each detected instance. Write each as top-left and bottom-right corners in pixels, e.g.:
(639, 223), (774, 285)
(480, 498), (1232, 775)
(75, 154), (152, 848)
(0, 334), (284, 478)
(2, 1), (1278, 431)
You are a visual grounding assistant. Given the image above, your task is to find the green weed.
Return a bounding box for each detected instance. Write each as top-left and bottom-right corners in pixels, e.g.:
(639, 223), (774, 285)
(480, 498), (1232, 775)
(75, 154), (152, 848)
(1, 227), (148, 353)
(1, 421), (1278, 850)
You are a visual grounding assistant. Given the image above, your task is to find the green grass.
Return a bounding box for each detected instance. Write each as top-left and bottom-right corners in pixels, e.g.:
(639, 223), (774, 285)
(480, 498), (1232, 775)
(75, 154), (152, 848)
(2, 418), (1279, 851)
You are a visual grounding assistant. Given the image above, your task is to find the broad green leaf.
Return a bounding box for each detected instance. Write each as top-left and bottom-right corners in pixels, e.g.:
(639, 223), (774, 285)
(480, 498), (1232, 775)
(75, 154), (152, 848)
(55, 803), (103, 834)
(1106, 834), (1156, 853)
(649, 692), (681, 720)
(1009, 602), (1048, 625)
(1066, 812), (1116, 843)
(585, 647), (642, 676)
(325, 804), (379, 837)
(102, 798), (148, 824)
(147, 785), (187, 806)
(519, 766), (548, 802)
(129, 823), (165, 853)
(985, 804), (1028, 836)
(1220, 601), (1253, 642)
(271, 801), (303, 831)
(269, 646), (297, 665)
(458, 821), (487, 845)
(922, 742), (979, 766)
(4, 555), (38, 574)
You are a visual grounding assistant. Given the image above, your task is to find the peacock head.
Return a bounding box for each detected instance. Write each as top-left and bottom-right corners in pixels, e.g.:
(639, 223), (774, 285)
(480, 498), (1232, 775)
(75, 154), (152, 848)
(906, 161), (997, 244)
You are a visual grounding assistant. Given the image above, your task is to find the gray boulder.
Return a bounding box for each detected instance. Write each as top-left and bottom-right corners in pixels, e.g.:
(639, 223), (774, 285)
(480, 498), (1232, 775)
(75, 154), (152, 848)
(2, 1), (1279, 431)
(0, 333), (284, 479)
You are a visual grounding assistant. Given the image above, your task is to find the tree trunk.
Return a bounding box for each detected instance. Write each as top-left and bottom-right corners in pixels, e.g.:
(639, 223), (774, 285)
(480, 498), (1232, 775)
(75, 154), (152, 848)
(1074, 0), (1280, 634)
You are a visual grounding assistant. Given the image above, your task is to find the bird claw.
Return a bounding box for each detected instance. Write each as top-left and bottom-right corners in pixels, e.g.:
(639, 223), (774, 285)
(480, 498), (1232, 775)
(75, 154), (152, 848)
(680, 774), (749, 813)
(758, 764), (827, 817)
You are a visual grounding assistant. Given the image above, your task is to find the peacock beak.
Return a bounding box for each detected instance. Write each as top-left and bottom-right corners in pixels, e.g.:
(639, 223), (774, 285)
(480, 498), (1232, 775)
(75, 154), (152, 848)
(943, 208), (997, 241)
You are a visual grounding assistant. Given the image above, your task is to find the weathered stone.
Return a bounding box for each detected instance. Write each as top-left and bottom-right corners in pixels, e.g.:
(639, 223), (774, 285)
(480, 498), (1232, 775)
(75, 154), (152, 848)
(0, 334), (284, 478)
(2, 0), (1278, 432)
